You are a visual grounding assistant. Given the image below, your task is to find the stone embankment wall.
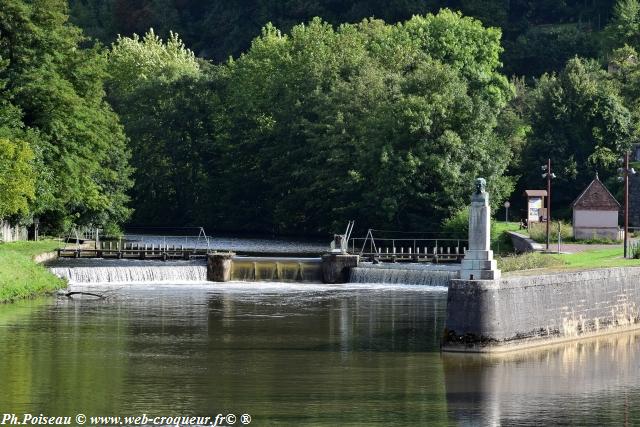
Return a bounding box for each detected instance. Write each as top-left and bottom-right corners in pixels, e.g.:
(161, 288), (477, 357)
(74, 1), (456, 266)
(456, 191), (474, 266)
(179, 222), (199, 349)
(507, 231), (543, 253)
(443, 267), (640, 352)
(33, 252), (58, 264)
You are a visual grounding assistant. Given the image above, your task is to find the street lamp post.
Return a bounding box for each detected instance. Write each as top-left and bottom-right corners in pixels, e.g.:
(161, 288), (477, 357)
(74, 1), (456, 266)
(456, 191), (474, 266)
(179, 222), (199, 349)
(542, 159), (556, 251)
(504, 201), (510, 222)
(618, 152), (637, 258)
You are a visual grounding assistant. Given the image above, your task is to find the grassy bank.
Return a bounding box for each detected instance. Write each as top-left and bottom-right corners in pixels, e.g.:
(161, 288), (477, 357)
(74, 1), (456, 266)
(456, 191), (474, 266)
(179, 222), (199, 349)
(499, 247), (640, 274)
(0, 240), (66, 303)
(558, 248), (640, 269)
(491, 221), (521, 255)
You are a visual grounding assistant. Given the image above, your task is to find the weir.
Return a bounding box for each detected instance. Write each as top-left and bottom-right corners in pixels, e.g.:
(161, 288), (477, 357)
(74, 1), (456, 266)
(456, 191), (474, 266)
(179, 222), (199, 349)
(350, 263), (459, 287)
(50, 262), (207, 284)
(50, 256), (458, 286)
(230, 256), (322, 282)
(50, 257), (325, 284)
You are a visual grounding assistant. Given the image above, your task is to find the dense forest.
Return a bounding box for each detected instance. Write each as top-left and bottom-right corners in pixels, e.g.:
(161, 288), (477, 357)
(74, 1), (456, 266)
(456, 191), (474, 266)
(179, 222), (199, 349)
(1, 0), (640, 235)
(68, 0), (616, 77)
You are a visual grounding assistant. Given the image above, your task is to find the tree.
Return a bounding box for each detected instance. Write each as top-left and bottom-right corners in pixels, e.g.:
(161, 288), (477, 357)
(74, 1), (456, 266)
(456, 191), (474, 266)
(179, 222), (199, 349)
(108, 28), (200, 96)
(106, 29), (214, 226)
(0, 138), (35, 219)
(519, 58), (632, 216)
(69, 0), (618, 78)
(218, 11), (516, 233)
(0, 0), (132, 231)
(604, 0), (640, 50)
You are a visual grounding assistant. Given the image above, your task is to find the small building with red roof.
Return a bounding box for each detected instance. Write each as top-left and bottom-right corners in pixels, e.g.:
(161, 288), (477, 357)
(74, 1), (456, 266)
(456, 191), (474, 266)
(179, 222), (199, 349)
(571, 174), (621, 240)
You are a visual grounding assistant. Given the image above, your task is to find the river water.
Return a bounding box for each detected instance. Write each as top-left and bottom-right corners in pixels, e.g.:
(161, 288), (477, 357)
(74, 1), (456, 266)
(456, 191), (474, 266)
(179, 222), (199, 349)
(1, 281), (640, 425)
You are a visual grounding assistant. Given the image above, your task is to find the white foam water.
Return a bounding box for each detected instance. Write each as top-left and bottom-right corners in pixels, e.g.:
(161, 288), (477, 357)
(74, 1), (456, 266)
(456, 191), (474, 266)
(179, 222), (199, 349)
(50, 265), (207, 284)
(349, 263), (460, 286)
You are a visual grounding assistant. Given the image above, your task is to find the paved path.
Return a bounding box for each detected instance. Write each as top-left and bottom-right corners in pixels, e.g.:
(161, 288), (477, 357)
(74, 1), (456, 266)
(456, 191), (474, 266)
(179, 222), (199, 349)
(554, 243), (622, 254)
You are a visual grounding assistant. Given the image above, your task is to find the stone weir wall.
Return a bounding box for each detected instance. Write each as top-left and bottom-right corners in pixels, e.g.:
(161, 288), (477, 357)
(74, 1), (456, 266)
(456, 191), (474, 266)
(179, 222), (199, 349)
(443, 267), (640, 353)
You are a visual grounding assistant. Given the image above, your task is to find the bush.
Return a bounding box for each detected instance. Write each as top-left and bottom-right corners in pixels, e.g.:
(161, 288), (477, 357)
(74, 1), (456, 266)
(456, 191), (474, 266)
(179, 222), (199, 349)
(441, 208), (516, 254)
(497, 252), (564, 272)
(631, 241), (640, 259)
(441, 207), (470, 237)
(527, 220), (573, 243)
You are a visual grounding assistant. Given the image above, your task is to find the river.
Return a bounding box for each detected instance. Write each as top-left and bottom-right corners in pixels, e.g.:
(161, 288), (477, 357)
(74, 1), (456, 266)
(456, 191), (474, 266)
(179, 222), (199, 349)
(1, 280), (640, 425)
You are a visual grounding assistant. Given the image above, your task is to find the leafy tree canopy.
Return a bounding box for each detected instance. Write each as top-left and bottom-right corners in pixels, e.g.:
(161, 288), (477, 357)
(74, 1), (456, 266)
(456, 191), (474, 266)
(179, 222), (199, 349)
(517, 57), (633, 216)
(0, 0), (132, 232)
(0, 138), (35, 219)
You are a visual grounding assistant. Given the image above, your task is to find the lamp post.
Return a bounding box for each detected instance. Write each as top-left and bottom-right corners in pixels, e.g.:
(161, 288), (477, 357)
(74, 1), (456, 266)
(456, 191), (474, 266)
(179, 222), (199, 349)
(504, 201), (510, 222)
(542, 159), (556, 251)
(618, 152), (637, 258)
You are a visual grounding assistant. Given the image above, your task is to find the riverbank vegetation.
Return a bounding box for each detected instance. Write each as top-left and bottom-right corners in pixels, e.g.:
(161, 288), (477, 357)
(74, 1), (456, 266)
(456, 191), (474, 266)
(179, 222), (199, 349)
(499, 246), (640, 273)
(498, 252), (564, 273)
(0, 241), (65, 303)
(3, 0), (640, 238)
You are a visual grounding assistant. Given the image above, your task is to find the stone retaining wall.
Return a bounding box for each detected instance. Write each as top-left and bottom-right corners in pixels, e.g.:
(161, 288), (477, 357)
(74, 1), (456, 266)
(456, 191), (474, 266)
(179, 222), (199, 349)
(507, 231), (543, 253)
(443, 267), (640, 352)
(33, 251), (58, 264)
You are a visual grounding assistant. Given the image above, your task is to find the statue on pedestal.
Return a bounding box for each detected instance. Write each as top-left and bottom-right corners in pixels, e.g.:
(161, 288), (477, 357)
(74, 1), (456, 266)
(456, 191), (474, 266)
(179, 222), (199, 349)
(460, 177), (501, 281)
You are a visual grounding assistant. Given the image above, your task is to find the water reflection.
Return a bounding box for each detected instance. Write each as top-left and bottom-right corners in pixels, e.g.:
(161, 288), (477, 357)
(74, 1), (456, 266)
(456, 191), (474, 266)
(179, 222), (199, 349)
(444, 332), (640, 425)
(0, 284), (447, 426)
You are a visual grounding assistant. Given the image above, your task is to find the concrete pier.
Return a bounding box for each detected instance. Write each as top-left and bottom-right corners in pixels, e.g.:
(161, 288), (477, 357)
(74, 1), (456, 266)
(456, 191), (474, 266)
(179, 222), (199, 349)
(443, 267), (640, 352)
(207, 252), (235, 282)
(321, 253), (359, 283)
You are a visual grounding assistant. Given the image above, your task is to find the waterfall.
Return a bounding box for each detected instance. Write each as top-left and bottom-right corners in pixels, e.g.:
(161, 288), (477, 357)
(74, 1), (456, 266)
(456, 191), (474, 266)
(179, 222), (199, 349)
(231, 257), (322, 282)
(349, 263), (459, 286)
(50, 264), (207, 284)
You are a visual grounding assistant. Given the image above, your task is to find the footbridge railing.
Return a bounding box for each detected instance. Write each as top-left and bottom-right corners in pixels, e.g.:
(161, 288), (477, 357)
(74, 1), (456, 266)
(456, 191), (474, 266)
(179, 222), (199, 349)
(350, 229), (468, 263)
(58, 226), (213, 260)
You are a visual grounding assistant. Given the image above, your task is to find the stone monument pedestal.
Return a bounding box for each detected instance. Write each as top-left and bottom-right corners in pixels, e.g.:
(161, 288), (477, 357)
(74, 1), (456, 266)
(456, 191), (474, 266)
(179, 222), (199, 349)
(459, 178), (501, 281)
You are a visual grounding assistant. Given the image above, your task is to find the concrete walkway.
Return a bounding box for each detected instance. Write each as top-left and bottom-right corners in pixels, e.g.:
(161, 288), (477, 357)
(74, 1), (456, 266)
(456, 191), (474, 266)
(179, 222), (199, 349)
(553, 243), (622, 254)
(507, 231), (623, 254)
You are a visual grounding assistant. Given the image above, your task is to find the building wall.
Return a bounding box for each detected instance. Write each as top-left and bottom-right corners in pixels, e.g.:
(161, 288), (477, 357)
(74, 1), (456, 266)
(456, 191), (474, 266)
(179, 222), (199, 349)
(573, 210), (618, 227)
(574, 227), (620, 240)
(573, 209), (619, 239)
(443, 267), (640, 352)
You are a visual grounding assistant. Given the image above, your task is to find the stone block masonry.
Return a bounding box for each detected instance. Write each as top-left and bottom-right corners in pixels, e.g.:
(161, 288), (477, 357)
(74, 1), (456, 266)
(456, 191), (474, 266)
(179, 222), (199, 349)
(443, 267), (640, 353)
(207, 252), (235, 282)
(321, 253), (359, 283)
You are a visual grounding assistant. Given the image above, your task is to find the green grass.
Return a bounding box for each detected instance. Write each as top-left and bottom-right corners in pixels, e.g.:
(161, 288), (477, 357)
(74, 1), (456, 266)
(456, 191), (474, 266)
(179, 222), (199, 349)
(0, 240), (66, 303)
(557, 247), (640, 269)
(500, 247), (640, 274)
(491, 221), (521, 255)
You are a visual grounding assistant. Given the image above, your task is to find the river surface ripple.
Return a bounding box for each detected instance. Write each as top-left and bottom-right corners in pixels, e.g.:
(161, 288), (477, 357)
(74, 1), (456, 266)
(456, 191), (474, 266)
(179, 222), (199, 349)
(0, 283), (639, 425)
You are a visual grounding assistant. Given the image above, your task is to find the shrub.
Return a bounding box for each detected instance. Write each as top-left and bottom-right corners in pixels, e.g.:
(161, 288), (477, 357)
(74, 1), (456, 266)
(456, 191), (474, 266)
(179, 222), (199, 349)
(441, 207), (470, 237)
(497, 252), (564, 272)
(631, 241), (640, 259)
(527, 220), (573, 243)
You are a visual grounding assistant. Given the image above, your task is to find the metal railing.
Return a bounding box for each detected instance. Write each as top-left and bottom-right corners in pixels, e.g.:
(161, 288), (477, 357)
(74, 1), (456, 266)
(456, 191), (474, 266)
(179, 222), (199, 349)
(349, 229), (468, 263)
(59, 226), (213, 259)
